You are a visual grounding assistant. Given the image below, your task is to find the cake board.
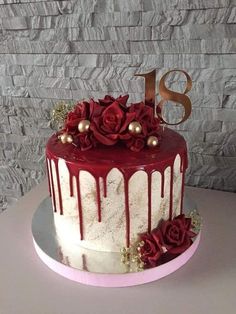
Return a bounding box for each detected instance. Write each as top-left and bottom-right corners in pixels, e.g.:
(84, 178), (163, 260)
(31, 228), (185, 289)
(32, 196), (201, 287)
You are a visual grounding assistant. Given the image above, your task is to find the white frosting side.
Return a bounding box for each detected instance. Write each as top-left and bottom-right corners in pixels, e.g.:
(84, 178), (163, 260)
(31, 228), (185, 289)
(49, 154), (183, 252)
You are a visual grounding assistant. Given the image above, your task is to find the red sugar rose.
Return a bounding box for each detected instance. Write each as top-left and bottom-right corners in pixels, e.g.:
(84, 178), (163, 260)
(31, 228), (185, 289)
(61, 94), (161, 151)
(139, 231), (163, 267)
(65, 101), (90, 131)
(98, 94), (129, 108)
(158, 214), (196, 255)
(90, 100), (135, 145)
(128, 101), (160, 136)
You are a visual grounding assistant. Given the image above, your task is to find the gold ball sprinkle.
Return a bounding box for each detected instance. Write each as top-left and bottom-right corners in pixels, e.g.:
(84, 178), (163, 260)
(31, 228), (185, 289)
(128, 121), (142, 134)
(78, 120), (90, 133)
(60, 133), (73, 144)
(66, 134), (73, 144)
(147, 136), (159, 147)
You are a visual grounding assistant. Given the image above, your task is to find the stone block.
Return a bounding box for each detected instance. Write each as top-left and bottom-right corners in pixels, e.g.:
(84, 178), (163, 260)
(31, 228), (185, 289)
(0, 100), (16, 116)
(0, 65), (5, 76)
(172, 24), (236, 40)
(224, 81), (236, 95)
(130, 40), (201, 54)
(189, 152), (236, 169)
(8, 116), (24, 134)
(162, 10), (188, 26)
(111, 54), (141, 67)
(180, 8), (229, 25)
(112, 0), (142, 11)
(71, 40), (129, 54)
(161, 68), (236, 82)
(29, 28), (71, 41)
(71, 66), (138, 79)
(70, 77), (143, 93)
(217, 109), (236, 122)
(205, 131), (236, 145)
(92, 12), (141, 26)
(142, 12), (164, 26)
(1, 16), (28, 29)
(130, 27), (151, 41)
(6, 64), (23, 75)
(202, 39), (236, 54)
(186, 172), (236, 192)
(0, 116), (11, 133)
(175, 130), (205, 143)
(27, 76), (71, 89)
(222, 95), (236, 109)
(208, 54), (236, 68)
(222, 122), (236, 132)
(192, 94), (223, 108)
(152, 25), (172, 40)
(27, 87), (72, 100)
(165, 80), (223, 95)
(0, 2), (60, 17)
(2, 86), (29, 97)
(227, 6), (236, 23)
(112, 54), (164, 68)
(143, 0), (229, 11)
(221, 145), (236, 157)
(13, 75), (26, 87)
(74, 27), (105, 41)
(106, 27), (130, 40)
(5, 54), (46, 66)
(162, 106), (218, 125)
(30, 14), (92, 29)
(174, 120), (222, 132)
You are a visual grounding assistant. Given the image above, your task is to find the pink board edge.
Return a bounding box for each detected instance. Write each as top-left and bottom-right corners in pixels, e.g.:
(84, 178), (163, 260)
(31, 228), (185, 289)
(32, 231), (201, 287)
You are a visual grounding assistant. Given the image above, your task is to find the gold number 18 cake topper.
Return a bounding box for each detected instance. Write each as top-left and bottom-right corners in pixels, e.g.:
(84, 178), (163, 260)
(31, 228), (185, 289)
(135, 69), (192, 125)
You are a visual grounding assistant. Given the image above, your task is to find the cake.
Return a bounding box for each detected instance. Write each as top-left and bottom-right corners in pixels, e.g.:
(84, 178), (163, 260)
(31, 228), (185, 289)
(45, 70), (200, 271)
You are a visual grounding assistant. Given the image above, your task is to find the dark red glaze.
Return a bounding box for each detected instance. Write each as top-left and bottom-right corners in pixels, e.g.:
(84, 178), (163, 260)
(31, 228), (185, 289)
(46, 128), (187, 247)
(95, 178), (102, 222)
(48, 158), (56, 213)
(54, 159), (63, 215)
(75, 175), (84, 240)
(147, 173), (152, 233)
(169, 166), (174, 220)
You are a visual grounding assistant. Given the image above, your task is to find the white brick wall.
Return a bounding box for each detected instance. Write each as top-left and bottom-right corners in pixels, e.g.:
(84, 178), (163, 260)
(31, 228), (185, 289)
(0, 0), (236, 211)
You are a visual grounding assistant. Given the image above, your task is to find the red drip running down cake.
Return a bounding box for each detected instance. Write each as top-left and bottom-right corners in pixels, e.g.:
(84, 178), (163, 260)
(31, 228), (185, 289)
(46, 94), (188, 253)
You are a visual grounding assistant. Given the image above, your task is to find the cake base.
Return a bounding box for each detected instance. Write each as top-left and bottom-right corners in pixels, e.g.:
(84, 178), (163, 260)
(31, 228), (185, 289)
(32, 197), (201, 287)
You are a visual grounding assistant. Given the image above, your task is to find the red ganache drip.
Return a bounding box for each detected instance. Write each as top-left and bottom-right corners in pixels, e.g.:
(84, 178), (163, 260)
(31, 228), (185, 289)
(169, 165), (174, 220)
(103, 176), (107, 198)
(54, 159), (63, 215)
(46, 128), (187, 247)
(69, 174), (74, 197)
(124, 176), (130, 248)
(75, 174), (84, 240)
(95, 178), (102, 222)
(147, 172), (152, 233)
(161, 172), (165, 198)
(48, 158), (56, 213)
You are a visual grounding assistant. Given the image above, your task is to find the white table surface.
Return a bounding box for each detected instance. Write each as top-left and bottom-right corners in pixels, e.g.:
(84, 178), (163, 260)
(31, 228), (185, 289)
(0, 181), (236, 314)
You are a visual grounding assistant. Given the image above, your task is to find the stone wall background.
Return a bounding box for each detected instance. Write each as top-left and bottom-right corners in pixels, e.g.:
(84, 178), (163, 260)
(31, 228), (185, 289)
(0, 0), (236, 212)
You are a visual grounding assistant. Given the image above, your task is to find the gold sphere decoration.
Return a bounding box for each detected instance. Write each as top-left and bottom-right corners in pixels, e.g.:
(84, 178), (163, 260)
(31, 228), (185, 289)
(128, 121), (142, 134)
(66, 134), (73, 144)
(78, 120), (90, 133)
(60, 133), (73, 144)
(147, 136), (159, 147)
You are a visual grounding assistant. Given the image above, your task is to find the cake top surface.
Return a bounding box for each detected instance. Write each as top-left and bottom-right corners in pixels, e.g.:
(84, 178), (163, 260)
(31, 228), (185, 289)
(46, 127), (186, 171)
